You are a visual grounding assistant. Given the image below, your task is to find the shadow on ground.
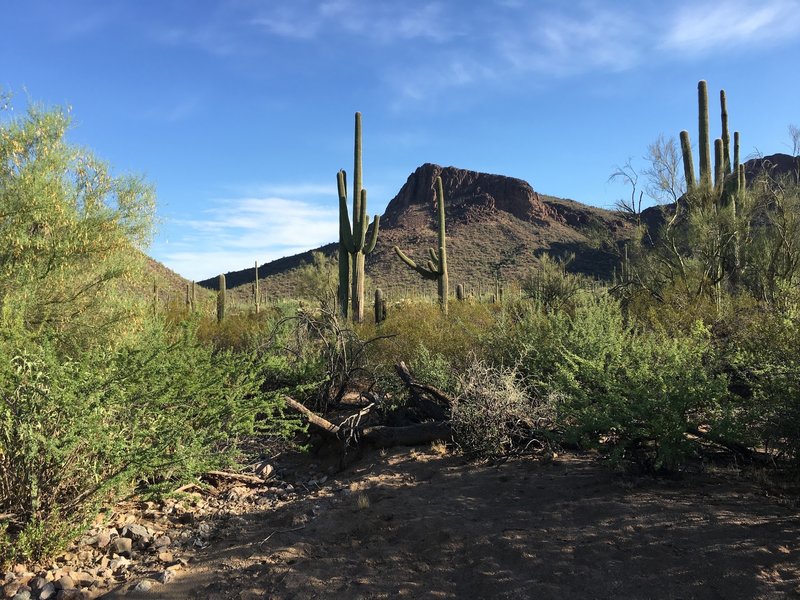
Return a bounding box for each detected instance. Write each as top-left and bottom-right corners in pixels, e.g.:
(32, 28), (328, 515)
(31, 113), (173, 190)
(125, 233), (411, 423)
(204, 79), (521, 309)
(102, 449), (800, 600)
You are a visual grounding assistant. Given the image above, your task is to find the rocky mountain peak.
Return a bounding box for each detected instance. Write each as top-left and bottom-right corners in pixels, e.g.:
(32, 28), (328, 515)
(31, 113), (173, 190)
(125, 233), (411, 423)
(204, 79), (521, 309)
(381, 163), (559, 229)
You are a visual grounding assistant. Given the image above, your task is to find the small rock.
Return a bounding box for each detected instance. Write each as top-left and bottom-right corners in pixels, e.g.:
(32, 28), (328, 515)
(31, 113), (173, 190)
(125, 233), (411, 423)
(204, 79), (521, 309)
(29, 578), (47, 592)
(156, 570), (173, 584)
(55, 590), (82, 600)
(38, 583), (57, 600)
(151, 535), (171, 549)
(70, 573), (94, 589)
(2, 582), (21, 599)
(132, 580), (154, 593)
(110, 537), (132, 558)
(107, 557), (130, 574)
(122, 524), (151, 545)
(55, 576), (75, 591)
(157, 551), (173, 564)
(11, 589), (31, 600)
(93, 531), (112, 549)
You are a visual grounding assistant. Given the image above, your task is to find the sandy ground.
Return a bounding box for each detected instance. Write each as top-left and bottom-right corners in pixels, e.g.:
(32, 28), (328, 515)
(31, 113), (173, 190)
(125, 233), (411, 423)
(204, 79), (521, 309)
(102, 448), (800, 600)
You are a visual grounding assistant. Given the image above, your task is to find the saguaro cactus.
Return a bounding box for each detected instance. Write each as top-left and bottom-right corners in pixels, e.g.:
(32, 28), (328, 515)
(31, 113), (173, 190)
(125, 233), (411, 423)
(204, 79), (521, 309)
(374, 288), (387, 323)
(456, 283), (465, 301)
(217, 273), (226, 322)
(337, 112), (380, 322)
(679, 80), (746, 293)
(394, 176), (449, 314)
(680, 80), (741, 198)
(253, 260), (260, 314)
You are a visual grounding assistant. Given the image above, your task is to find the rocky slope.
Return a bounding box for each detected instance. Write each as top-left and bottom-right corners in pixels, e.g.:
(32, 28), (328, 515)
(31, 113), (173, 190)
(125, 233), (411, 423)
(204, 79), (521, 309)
(200, 163), (634, 299)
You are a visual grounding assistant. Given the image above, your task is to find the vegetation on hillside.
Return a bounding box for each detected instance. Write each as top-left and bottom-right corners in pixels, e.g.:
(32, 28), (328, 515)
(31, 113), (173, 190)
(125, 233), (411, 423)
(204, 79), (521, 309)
(2, 80), (800, 569)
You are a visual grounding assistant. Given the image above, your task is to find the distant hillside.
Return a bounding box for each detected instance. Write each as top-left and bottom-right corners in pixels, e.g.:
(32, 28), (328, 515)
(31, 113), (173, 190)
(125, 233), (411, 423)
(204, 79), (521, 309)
(198, 163), (635, 299)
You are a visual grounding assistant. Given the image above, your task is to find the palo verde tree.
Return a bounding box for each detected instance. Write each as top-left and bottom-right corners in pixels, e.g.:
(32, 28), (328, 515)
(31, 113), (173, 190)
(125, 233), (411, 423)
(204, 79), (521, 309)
(337, 112), (380, 322)
(0, 97), (155, 351)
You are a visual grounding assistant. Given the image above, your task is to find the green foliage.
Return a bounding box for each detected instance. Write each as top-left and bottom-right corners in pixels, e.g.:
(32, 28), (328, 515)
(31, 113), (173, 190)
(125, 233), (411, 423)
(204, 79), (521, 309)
(521, 253), (586, 313)
(0, 100), (155, 352)
(0, 321), (299, 563)
(0, 98), (299, 564)
(295, 251), (339, 310)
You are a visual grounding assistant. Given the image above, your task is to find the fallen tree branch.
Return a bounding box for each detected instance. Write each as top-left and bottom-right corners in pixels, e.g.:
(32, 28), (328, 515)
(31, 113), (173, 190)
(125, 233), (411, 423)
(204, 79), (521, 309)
(283, 395), (452, 450)
(395, 361), (454, 406)
(204, 470), (266, 485)
(283, 396), (340, 435)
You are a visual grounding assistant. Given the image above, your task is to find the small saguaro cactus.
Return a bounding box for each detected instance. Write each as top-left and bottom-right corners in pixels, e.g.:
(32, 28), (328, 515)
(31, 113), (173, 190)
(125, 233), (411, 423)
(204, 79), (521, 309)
(374, 288), (387, 323)
(337, 112), (380, 322)
(456, 283), (465, 301)
(152, 280), (158, 316)
(253, 260), (260, 315)
(217, 273), (226, 322)
(394, 176), (449, 314)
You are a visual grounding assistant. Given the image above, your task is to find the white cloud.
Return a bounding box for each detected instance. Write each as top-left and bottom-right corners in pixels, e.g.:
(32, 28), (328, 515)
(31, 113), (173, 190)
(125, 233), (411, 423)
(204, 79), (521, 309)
(161, 195), (338, 280)
(662, 0), (800, 53)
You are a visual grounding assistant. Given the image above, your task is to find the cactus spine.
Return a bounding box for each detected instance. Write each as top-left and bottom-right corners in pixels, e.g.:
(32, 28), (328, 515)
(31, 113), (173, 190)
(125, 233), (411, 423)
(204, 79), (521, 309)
(217, 274), (226, 322)
(337, 112), (380, 322)
(393, 176), (449, 314)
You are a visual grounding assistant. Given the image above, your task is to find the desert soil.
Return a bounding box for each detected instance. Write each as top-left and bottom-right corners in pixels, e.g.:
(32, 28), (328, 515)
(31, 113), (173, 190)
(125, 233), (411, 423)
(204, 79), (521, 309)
(97, 447), (800, 600)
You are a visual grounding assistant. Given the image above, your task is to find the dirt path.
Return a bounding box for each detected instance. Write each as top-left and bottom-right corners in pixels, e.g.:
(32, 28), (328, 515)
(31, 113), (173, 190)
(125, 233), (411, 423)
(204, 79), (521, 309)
(102, 449), (800, 599)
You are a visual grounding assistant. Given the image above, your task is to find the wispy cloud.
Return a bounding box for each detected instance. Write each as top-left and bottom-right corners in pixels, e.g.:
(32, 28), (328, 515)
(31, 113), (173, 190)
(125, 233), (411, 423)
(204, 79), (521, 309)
(161, 194), (338, 280)
(661, 0), (800, 54)
(250, 0), (457, 44)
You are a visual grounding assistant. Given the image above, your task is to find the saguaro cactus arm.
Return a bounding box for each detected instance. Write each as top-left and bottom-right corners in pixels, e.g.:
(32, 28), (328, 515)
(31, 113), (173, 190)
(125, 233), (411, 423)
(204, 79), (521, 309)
(337, 170), (355, 253)
(393, 246), (439, 280)
(364, 215), (380, 254)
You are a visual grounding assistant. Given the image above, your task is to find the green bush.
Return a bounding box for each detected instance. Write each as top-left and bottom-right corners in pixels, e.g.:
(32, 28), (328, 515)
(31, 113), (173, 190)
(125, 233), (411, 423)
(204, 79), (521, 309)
(494, 295), (729, 470)
(0, 321), (299, 563)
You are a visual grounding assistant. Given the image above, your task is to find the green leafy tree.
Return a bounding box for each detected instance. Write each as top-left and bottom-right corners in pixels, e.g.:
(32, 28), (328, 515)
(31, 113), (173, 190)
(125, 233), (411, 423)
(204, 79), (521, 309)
(0, 99), (155, 350)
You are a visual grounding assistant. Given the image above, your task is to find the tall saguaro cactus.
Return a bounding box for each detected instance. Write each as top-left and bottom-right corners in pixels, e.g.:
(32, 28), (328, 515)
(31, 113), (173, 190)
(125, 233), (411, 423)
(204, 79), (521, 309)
(217, 273), (226, 323)
(337, 112), (380, 322)
(394, 176), (449, 314)
(679, 80), (746, 295)
(253, 260), (260, 314)
(681, 80), (742, 198)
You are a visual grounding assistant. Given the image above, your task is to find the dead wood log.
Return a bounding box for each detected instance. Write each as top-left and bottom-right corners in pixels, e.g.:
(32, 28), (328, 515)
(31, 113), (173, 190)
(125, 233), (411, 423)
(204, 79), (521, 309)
(283, 396), (340, 435)
(395, 361), (454, 406)
(283, 395), (452, 449)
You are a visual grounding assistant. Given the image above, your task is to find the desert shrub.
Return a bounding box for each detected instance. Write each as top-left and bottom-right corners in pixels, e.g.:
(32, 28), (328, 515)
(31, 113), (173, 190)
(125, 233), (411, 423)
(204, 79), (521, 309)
(451, 358), (554, 458)
(720, 310), (800, 462)
(521, 253), (587, 313)
(0, 321), (299, 563)
(359, 299), (497, 373)
(409, 344), (458, 395)
(494, 295), (728, 470)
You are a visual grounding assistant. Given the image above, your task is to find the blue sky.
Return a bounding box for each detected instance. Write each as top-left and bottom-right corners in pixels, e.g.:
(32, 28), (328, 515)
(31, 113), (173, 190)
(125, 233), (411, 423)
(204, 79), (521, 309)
(2, 0), (799, 280)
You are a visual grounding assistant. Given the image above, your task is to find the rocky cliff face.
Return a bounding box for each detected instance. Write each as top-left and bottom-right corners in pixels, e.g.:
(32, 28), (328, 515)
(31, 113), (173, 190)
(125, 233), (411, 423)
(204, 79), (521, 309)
(382, 163), (561, 229)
